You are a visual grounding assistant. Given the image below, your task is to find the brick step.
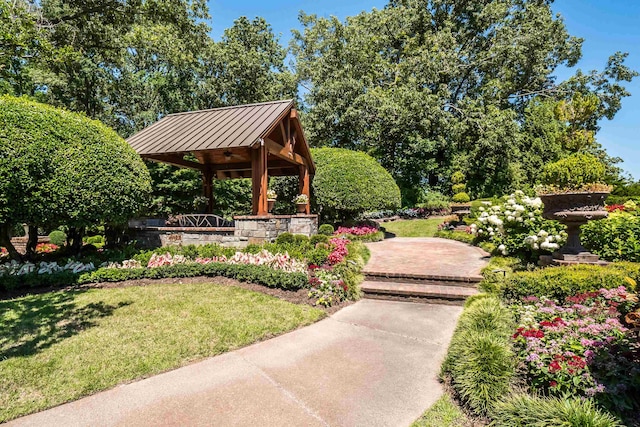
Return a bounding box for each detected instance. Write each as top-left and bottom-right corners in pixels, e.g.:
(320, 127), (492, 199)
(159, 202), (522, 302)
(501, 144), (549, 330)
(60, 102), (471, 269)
(363, 271), (482, 288)
(360, 280), (478, 305)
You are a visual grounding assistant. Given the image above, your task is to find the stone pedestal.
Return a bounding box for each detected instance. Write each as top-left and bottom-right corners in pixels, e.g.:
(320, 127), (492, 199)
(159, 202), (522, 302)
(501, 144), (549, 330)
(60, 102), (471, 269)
(234, 214), (318, 243)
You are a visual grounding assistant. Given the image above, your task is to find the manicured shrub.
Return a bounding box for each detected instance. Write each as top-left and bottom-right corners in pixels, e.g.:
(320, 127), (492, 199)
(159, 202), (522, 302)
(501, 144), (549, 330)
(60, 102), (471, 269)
(79, 263), (309, 290)
(310, 234), (329, 246)
(310, 148), (401, 222)
(441, 296), (516, 415)
(318, 224), (334, 236)
(85, 235), (104, 247)
(451, 184), (466, 195)
(48, 230), (67, 246)
(451, 192), (470, 203)
(0, 96), (152, 254)
(582, 211), (640, 262)
(433, 230), (475, 244)
(491, 394), (622, 427)
(495, 263), (640, 303)
(275, 232), (295, 245)
(540, 153), (607, 191)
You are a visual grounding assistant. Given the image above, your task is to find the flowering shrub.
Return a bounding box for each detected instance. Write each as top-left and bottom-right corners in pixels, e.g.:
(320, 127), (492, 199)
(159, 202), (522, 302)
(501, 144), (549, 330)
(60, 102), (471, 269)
(35, 243), (59, 254)
(328, 238), (350, 264)
(512, 288), (640, 418)
(471, 191), (566, 259)
(308, 268), (348, 307)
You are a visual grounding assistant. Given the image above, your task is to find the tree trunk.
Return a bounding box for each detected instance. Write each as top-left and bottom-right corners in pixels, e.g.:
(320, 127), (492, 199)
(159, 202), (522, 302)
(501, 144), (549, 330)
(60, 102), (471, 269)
(25, 224), (39, 260)
(0, 223), (22, 261)
(67, 226), (85, 254)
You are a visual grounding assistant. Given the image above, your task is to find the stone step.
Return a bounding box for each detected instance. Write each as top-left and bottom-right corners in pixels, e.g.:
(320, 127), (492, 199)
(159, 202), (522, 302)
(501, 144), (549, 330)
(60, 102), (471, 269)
(360, 280), (479, 305)
(363, 270), (482, 288)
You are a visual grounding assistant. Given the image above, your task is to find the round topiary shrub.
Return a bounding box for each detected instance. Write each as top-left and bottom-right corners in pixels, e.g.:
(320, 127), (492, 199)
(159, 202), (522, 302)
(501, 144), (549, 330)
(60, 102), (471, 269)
(311, 148), (401, 222)
(452, 192), (471, 203)
(0, 95), (152, 254)
(48, 230), (67, 246)
(452, 183), (466, 194)
(540, 153), (607, 191)
(318, 224), (335, 236)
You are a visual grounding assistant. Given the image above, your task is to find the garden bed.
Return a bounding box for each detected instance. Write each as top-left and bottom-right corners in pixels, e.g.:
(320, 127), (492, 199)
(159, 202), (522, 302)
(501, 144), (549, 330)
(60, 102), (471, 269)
(437, 263), (640, 426)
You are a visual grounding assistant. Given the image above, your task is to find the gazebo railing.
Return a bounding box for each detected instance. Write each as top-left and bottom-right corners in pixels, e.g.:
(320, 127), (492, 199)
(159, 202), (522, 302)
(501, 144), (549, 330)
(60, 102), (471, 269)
(176, 214), (235, 228)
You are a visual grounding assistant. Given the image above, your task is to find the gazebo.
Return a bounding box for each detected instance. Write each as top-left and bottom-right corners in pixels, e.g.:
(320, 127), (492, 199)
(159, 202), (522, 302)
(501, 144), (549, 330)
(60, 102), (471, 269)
(126, 100), (318, 246)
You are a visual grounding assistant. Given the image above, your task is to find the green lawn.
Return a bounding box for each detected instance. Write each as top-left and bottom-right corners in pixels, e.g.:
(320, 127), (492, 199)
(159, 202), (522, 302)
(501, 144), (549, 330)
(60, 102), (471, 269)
(0, 283), (324, 422)
(412, 394), (469, 427)
(382, 218), (444, 237)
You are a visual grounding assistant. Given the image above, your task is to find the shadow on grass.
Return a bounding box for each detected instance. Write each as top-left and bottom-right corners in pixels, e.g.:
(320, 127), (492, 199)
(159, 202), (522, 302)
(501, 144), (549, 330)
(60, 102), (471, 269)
(0, 291), (130, 359)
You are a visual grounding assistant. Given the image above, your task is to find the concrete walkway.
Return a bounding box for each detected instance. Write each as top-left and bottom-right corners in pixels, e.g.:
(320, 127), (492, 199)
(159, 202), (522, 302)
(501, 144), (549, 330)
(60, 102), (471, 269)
(8, 300), (462, 427)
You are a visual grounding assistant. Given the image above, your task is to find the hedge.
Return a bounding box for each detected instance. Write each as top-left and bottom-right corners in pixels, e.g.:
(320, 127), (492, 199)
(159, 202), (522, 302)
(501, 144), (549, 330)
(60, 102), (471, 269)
(310, 147), (401, 222)
(441, 295), (516, 415)
(490, 263), (640, 303)
(1, 263), (309, 292)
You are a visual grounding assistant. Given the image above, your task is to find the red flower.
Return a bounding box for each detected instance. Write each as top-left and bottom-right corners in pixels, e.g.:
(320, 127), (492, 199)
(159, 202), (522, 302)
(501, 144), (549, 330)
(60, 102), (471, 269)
(549, 360), (562, 373)
(549, 380), (558, 387)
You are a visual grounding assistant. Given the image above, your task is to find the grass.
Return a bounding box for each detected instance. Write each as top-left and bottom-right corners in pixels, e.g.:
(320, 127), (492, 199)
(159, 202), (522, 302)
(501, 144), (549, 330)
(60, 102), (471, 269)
(0, 283), (325, 422)
(412, 394), (469, 427)
(382, 218), (444, 237)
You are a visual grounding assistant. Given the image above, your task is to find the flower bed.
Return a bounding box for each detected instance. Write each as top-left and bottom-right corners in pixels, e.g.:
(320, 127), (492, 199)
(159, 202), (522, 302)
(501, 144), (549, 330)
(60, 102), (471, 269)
(333, 225), (384, 242)
(0, 239), (369, 308)
(512, 288), (639, 422)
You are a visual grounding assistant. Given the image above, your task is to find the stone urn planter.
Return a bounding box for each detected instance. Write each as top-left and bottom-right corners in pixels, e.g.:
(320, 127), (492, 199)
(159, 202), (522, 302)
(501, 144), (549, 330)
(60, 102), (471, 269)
(267, 199), (276, 213)
(296, 203), (307, 214)
(450, 203), (472, 221)
(540, 192), (609, 265)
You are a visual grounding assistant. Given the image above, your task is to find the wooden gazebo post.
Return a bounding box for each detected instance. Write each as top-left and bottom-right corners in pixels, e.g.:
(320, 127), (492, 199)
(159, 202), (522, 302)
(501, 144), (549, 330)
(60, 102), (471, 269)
(202, 165), (214, 214)
(252, 139), (269, 215)
(299, 164), (310, 214)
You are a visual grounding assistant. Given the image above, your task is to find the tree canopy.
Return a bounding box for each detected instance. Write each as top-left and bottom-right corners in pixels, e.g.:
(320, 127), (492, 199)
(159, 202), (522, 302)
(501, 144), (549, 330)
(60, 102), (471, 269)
(292, 0), (637, 203)
(0, 0), (636, 214)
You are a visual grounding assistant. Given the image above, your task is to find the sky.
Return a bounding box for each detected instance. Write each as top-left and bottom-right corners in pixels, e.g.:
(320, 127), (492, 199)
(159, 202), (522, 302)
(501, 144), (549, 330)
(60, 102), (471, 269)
(207, 0), (640, 180)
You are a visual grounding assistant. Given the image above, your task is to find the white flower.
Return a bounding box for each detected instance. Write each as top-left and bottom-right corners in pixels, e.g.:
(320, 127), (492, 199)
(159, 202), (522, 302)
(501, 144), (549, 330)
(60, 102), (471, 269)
(498, 244), (506, 251)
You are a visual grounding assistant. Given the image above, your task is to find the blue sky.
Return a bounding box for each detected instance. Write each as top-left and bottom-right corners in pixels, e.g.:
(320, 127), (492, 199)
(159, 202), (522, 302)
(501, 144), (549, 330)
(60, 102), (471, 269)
(207, 0), (640, 180)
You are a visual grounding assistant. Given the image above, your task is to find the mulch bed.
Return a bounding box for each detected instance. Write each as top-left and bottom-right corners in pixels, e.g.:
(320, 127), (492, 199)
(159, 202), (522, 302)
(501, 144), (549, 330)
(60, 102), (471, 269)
(0, 276), (353, 314)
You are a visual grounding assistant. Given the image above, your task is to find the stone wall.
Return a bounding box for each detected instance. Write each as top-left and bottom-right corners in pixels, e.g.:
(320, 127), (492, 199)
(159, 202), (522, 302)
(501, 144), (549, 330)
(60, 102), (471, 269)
(129, 214), (318, 248)
(10, 236), (51, 254)
(130, 227), (247, 249)
(234, 215), (318, 244)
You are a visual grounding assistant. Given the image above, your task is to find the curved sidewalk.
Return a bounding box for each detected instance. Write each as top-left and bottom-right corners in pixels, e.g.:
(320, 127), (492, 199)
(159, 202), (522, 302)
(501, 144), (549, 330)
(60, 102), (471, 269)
(7, 300), (462, 427)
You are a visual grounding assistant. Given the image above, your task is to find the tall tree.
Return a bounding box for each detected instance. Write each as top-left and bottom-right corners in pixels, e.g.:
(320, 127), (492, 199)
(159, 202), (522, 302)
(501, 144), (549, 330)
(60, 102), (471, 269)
(292, 0), (636, 201)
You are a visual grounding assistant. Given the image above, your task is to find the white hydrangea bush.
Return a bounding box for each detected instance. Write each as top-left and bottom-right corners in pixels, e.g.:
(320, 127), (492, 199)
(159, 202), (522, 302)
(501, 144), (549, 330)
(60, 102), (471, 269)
(470, 191), (566, 259)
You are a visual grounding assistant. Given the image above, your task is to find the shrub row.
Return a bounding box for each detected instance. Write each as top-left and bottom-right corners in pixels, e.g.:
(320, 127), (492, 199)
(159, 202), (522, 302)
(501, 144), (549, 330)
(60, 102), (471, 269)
(78, 263), (309, 290)
(433, 230), (475, 244)
(486, 262), (640, 303)
(441, 295), (516, 415)
(1, 262), (309, 292)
